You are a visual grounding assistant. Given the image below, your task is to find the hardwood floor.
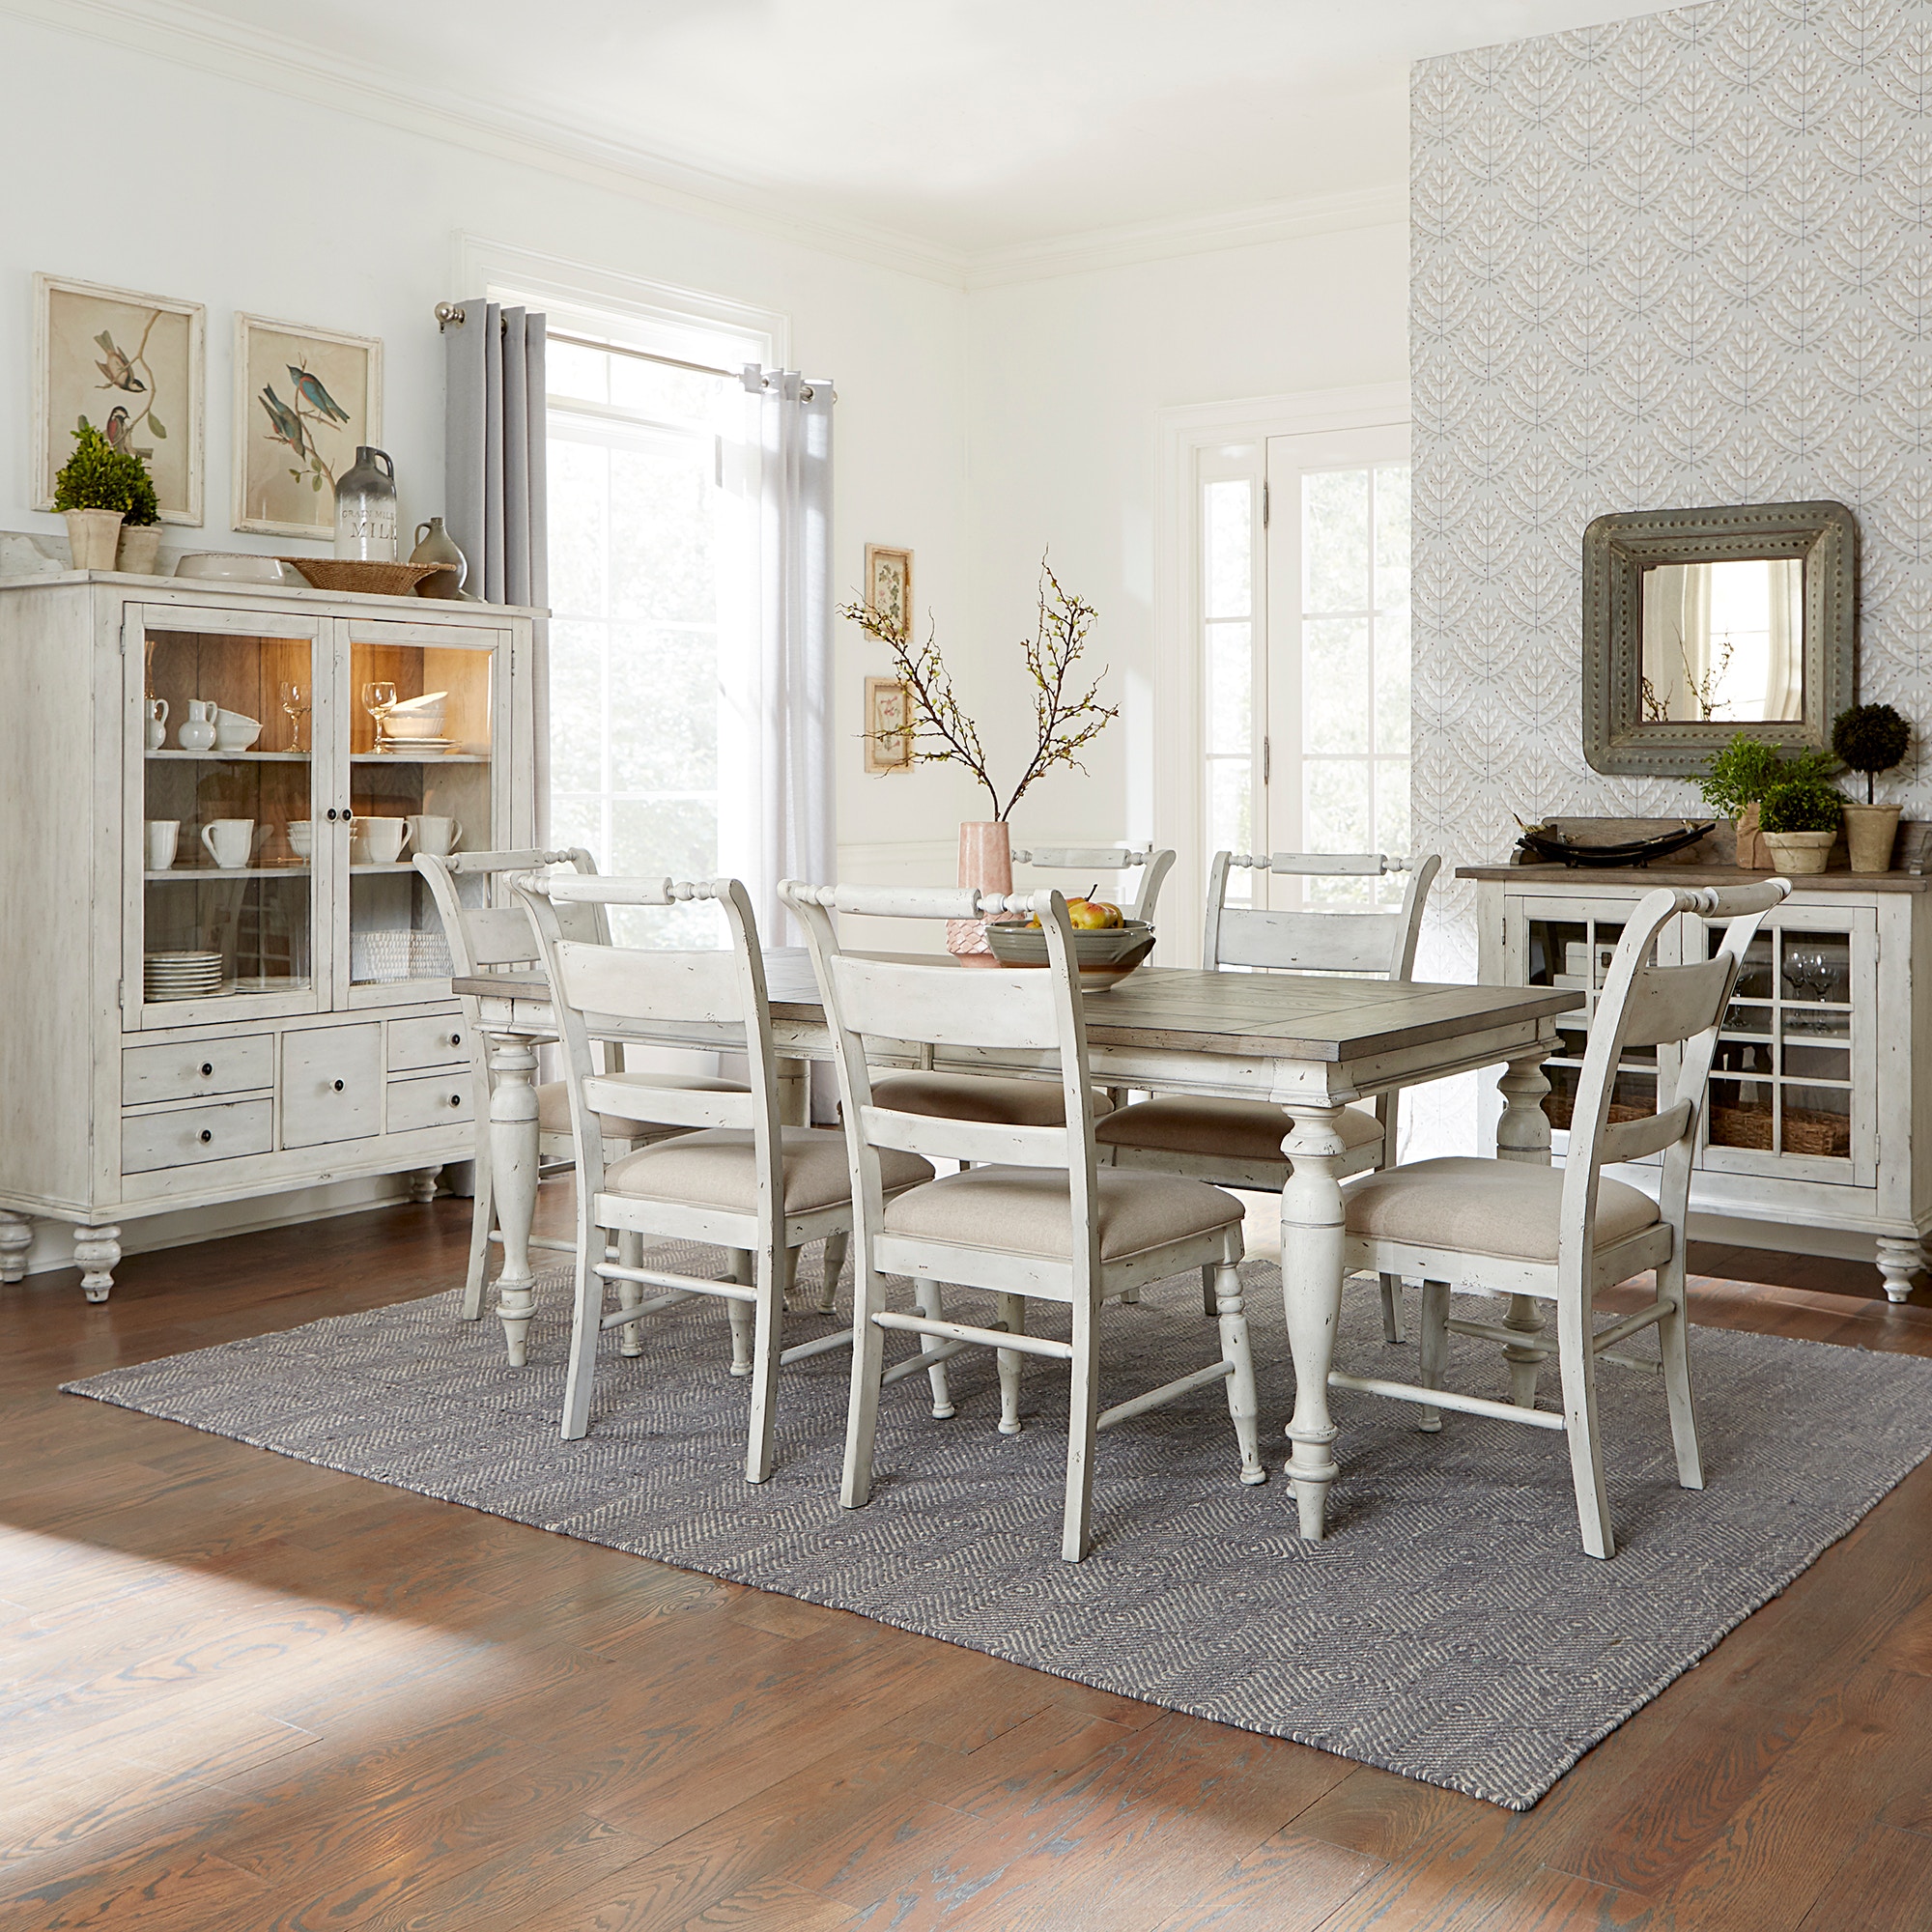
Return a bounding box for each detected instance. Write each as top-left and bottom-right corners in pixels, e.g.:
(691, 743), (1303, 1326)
(2, 1199), (1929, 1930)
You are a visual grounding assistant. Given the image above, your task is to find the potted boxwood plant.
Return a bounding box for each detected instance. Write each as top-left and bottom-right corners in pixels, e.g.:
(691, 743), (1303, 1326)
(51, 419), (159, 571)
(1832, 702), (1910, 872)
(1759, 768), (1844, 874)
(1696, 733), (1788, 868)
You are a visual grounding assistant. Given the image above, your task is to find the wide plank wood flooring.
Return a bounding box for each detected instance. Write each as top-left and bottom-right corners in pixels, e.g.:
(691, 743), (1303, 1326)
(2, 1195), (1929, 1930)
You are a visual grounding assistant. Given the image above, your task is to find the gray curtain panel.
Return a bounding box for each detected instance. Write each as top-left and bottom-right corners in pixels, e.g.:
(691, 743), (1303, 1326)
(743, 366), (836, 949)
(444, 300), (550, 834)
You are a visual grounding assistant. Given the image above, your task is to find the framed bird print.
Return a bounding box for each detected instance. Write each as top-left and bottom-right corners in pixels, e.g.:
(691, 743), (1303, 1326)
(233, 313), (383, 538)
(34, 274), (205, 525)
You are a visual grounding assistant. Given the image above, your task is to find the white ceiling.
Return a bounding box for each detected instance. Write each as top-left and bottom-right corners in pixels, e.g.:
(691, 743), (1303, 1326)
(154, 1), (1669, 259)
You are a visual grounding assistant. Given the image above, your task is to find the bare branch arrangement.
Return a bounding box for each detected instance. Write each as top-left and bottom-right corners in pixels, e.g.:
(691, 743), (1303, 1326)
(839, 555), (1117, 822)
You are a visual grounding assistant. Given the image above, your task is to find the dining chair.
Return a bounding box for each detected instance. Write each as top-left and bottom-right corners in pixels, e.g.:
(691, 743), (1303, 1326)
(513, 872), (936, 1467)
(416, 849), (753, 1354)
(865, 844), (1175, 1134)
(784, 878), (1265, 1563)
(1096, 850), (1441, 1341)
(1336, 879), (1789, 1558)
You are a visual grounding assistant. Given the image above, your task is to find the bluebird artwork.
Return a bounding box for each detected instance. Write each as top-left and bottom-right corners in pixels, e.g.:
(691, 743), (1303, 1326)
(249, 340), (363, 515)
(288, 367), (352, 425)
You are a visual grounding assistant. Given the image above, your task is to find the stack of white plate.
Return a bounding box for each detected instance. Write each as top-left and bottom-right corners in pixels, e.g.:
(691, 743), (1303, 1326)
(144, 950), (225, 1001)
(375, 734), (457, 757)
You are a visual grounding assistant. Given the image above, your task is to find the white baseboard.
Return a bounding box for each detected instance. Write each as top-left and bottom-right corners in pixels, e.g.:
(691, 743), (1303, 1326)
(15, 1176), (422, 1277)
(1687, 1211), (1876, 1266)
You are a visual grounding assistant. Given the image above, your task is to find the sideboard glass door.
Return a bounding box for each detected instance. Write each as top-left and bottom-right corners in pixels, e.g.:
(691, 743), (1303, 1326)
(338, 621), (509, 1006)
(129, 608), (326, 1027)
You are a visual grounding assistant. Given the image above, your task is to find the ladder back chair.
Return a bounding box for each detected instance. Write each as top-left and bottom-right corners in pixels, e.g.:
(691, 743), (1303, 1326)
(785, 878), (1265, 1563)
(417, 849), (750, 1364)
(1096, 850), (1442, 1342)
(513, 873), (935, 1468)
(1338, 879), (1789, 1558)
(865, 844), (1176, 1137)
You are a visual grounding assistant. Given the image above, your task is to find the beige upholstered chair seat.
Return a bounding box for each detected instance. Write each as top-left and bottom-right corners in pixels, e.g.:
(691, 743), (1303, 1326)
(1095, 1094), (1381, 1164)
(1345, 1156), (1660, 1264)
(870, 1070), (1114, 1126)
(882, 1165), (1243, 1263)
(536, 1070), (748, 1139)
(605, 1126), (931, 1215)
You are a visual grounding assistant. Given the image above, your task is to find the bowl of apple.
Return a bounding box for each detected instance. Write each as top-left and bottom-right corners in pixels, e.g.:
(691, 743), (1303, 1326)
(982, 894), (1155, 991)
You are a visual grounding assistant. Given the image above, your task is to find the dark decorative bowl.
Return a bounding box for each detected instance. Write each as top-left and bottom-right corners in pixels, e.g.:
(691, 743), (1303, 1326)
(983, 918), (1156, 990)
(1515, 821), (1716, 868)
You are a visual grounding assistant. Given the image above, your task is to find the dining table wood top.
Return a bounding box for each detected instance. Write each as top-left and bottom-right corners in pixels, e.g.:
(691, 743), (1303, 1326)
(453, 952), (1583, 1065)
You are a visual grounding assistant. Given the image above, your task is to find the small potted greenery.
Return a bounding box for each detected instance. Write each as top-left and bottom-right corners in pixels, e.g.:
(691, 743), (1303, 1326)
(1832, 703), (1910, 873)
(1696, 734), (1789, 868)
(1758, 766), (1844, 874)
(51, 419), (160, 571)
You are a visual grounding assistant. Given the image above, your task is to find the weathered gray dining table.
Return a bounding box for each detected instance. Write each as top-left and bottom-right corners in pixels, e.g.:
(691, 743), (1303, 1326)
(453, 953), (1583, 1540)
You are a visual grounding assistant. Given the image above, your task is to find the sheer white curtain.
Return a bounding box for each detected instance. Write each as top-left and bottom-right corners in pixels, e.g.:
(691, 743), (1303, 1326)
(1763, 558), (1803, 720)
(1641, 563), (1714, 720)
(742, 366), (835, 945)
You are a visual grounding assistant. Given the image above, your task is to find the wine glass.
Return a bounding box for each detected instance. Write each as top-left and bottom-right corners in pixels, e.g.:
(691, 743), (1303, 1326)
(278, 679), (310, 753)
(361, 680), (397, 748)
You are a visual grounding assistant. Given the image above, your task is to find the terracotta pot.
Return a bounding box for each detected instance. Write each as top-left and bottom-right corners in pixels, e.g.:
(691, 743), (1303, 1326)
(116, 523), (162, 575)
(1733, 802), (1769, 870)
(1762, 829), (1836, 875)
(64, 507), (124, 570)
(947, 820), (1014, 960)
(1841, 801), (1902, 874)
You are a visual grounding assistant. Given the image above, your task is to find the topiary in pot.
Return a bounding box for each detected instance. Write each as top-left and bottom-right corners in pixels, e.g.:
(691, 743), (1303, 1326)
(52, 418), (159, 569)
(1832, 702), (1911, 872)
(1759, 770), (1845, 875)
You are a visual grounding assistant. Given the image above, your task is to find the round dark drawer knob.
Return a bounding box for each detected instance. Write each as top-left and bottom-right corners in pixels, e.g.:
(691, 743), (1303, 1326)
(450, 1033), (463, 1047)
(199, 1129), (213, 1144)
(332, 1079), (345, 1092)
(200, 1062), (213, 1076)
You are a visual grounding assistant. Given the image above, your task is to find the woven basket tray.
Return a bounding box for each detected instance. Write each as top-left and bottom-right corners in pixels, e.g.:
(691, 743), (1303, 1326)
(1709, 1104), (1850, 1158)
(280, 558), (456, 596)
(1541, 1094), (1650, 1132)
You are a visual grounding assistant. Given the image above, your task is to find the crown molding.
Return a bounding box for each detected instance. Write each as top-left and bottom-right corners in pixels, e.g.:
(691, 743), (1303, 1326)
(5, 0), (1408, 292)
(963, 184), (1408, 289)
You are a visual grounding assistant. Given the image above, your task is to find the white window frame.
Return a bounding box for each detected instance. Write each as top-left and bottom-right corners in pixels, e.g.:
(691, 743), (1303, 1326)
(1153, 384), (1409, 965)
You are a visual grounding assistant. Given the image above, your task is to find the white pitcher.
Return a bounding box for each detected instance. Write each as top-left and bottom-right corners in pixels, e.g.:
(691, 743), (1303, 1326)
(178, 699), (217, 753)
(144, 696), (168, 752)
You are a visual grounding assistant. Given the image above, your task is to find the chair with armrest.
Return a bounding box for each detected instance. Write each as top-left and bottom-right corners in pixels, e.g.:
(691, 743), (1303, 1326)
(785, 878), (1264, 1563)
(512, 872), (936, 1463)
(1096, 851), (1441, 1342)
(416, 848), (753, 1364)
(1337, 879), (1789, 1557)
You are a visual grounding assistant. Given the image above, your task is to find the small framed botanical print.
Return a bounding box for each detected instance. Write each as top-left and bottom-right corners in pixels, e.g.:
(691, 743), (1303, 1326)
(234, 313), (383, 537)
(34, 274), (205, 525)
(863, 545), (912, 631)
(864, 675), (914, 774)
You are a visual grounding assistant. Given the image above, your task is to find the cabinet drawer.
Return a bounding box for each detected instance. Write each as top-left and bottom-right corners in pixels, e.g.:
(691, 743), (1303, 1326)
(281, 1025), (383, 1149)
(123, 1098), (275, 1175)
(386, 1071), (475, 1135)
(389, 1013), (471, 1073)
(122, 1036), (273, 1106)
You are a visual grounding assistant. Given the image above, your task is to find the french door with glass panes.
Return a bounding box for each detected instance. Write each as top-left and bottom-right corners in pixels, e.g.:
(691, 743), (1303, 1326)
(1201, 423), (1409, 912)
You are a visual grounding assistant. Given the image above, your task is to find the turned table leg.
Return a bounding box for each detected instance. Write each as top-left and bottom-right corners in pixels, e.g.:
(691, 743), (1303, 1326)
(73, 1224), (122, 1304)
(488, 1038), (542, 1366)
(0, 1209), (29, 1284)
(1495, 1048), (1555, 1406)
(1876, 1236), (1924, 1304)
(1280, 1100), (1349, 1540)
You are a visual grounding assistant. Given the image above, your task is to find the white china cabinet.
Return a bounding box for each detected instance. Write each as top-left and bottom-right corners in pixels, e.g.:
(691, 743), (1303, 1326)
(0, 573), (538, 1299)
(1463, 866), (1932, 1300)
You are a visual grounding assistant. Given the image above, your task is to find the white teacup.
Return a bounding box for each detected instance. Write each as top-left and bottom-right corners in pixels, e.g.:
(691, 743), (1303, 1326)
(201, 818), (257, 869)
(287, 821), (314, 861)
(406, 813), (462, 857)
(145, 819), (180, 870)
(357, 815), (412, 865)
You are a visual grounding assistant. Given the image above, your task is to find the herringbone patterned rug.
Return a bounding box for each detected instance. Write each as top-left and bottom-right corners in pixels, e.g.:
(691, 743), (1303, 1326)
(64, 1251), (1932, 1808)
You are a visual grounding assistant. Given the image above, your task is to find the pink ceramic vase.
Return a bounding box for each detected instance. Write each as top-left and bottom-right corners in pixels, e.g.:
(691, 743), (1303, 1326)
(947, 820), (1013, 960)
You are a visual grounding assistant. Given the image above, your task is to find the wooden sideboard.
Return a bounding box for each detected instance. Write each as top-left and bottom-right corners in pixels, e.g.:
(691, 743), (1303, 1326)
(1462, 865), (1932, 1299)
(0, 573), (538, 1298)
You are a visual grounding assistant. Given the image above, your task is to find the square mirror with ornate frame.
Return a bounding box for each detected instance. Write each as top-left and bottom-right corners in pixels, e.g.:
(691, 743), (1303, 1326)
(1581, 500), (1858, 776)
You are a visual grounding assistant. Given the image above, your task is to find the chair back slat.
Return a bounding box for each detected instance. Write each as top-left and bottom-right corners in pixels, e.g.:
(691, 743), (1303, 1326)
(1260, 852), (1394, 876)
(860, 1104), (1069, 1170)
(553, 938), (744, 1028)
(1617, 955), (1736, 1049)
(1011, 844), (1175, 923)
(416, 847), (596, 978)
(1214, 907), (1406, 975)
(466, 905), (542, 967)
(829, 952), (1063, 1053)
(1599, 1097), (1695, 1164)
(583, 1073), (752, 1131)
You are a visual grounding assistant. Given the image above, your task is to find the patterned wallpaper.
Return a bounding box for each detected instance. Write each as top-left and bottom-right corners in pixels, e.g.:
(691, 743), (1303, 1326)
(1411, 0), (1932, 970)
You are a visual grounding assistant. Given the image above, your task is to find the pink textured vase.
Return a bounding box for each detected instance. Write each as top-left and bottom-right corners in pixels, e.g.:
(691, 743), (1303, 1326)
(947, 819), (1013, 960)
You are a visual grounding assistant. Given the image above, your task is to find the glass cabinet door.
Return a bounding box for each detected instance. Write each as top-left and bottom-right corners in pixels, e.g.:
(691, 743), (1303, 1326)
(129, 610), (324, 1025)
(339, 622), (507, 1004)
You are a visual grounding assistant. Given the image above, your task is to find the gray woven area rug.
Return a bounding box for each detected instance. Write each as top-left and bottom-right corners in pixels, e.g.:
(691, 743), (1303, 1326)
(65, 1249), (1932, 1809)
